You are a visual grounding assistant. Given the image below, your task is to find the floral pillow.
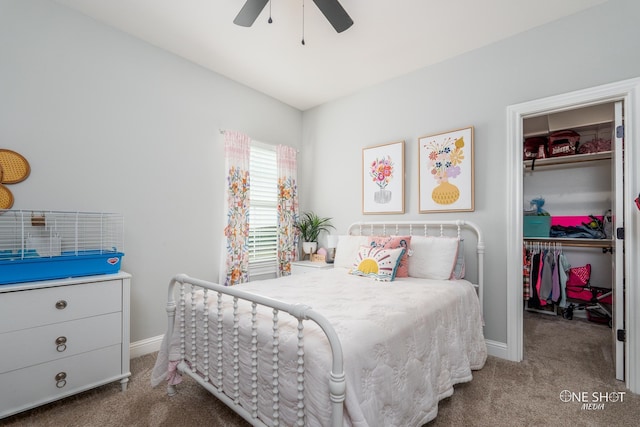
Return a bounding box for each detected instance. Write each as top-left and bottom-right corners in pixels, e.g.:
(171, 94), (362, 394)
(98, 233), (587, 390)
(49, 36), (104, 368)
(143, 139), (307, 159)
(368, 235), (411, 278)
(350, 246), (406, 282)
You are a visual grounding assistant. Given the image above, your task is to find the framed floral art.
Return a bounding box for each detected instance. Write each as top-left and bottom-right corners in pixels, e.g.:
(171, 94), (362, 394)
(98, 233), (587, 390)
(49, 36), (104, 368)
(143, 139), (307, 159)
(418, 126), (474, 213)
(362, 141), (405, 214)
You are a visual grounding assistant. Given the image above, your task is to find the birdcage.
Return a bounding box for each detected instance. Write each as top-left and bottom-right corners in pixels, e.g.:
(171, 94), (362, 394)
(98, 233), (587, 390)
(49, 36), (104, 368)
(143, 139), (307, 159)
(0, 210), (124, 284)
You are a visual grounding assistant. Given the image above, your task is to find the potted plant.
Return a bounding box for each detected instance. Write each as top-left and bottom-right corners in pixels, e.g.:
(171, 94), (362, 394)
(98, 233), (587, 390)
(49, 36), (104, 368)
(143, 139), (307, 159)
(295, 212), (334, 256)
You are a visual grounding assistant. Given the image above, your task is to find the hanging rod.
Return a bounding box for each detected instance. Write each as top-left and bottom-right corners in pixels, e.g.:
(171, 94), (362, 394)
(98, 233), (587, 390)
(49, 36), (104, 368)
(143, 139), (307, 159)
(524, 237), (613, 249)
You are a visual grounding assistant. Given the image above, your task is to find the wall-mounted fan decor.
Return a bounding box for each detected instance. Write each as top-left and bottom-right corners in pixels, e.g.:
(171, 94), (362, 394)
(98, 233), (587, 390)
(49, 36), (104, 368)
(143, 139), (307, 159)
(234, 0), (353, 33)
(0, 149), (31, 209)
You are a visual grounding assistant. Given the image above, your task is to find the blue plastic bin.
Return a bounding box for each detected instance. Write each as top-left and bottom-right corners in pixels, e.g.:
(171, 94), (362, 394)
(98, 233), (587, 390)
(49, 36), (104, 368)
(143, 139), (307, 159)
(0, 251), (124, 285)
(523, 216), (551, 237)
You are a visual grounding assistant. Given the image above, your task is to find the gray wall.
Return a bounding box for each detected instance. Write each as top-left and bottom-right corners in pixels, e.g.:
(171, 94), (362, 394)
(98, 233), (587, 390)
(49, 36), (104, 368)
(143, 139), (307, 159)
(0, 0), (302, 343)
(301, 0), (640, 343)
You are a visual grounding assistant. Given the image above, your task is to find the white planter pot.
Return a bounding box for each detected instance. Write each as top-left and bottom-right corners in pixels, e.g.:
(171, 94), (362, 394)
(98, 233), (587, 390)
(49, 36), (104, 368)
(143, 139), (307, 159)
(302, 241), (317, 255)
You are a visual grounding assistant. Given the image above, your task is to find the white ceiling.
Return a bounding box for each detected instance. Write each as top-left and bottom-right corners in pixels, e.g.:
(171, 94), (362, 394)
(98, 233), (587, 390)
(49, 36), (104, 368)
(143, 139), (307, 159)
(53, 0), (609, 111)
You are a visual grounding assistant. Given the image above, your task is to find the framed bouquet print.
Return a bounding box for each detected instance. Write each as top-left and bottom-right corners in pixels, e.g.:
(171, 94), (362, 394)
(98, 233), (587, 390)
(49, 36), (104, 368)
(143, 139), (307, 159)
(419, 126), (474, 213)
(362, 141), (405, 214)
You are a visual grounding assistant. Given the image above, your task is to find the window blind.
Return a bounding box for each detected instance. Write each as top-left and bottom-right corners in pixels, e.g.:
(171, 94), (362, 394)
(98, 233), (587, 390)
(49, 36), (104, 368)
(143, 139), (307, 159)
(249, 143), (277, 276)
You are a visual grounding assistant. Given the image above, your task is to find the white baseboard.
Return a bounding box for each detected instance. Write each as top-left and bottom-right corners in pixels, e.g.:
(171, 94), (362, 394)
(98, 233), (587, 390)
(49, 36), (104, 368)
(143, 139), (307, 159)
(485, 339), (508, 360)
(129, 335), (164, 359)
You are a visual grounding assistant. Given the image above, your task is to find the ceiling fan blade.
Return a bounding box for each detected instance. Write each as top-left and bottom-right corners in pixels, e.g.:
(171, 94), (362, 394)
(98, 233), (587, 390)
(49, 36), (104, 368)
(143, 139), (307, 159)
(233, 0), (269, 27)
(312, 0), (353, 33)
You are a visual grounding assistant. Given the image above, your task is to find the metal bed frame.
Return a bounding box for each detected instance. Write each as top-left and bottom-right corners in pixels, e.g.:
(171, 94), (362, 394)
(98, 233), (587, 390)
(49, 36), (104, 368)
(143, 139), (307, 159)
(346, 220), (485, 310)
(162, 220), (484, 427)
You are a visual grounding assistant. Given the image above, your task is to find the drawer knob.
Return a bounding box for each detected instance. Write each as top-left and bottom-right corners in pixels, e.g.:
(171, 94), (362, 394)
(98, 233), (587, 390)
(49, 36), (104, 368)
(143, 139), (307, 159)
(55, 336), (67, 352)
(55, 372), (67, 388)
(55, 300), (67, 310)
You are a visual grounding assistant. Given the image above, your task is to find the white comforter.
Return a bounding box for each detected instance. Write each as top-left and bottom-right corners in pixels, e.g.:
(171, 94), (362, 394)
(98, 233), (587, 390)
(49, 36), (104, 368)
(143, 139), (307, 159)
(151, 268), (486, 426)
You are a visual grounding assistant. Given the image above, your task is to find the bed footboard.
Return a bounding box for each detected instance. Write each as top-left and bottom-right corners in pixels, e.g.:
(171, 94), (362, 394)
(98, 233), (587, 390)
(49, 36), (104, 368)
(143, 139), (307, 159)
(164, 273), (346, 427)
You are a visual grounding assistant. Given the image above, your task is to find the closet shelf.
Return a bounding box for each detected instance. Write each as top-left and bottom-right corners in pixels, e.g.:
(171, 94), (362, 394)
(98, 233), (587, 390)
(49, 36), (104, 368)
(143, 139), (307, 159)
(524, 151), (611, 171)
(524, 237), (613, 249)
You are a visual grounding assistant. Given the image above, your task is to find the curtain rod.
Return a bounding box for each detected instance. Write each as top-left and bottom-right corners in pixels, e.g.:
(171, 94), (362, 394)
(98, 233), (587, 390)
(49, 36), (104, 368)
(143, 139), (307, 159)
(219, 129), (299, 152)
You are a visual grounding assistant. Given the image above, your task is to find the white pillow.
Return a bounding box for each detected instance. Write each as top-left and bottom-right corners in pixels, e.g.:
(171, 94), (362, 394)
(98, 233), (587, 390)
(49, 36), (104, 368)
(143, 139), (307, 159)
(349, 246), (405, 282)
(333, 235), (369, 268)
(408, 236), (459, 280)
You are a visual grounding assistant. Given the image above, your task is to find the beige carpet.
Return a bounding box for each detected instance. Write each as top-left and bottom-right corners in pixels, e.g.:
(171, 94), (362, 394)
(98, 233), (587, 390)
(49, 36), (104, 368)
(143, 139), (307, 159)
(427, 310), (638, 426)
(2, 311), (638, 427)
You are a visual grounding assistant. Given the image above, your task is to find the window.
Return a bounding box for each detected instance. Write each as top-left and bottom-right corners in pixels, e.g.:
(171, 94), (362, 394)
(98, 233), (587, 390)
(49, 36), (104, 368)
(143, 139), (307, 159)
(248, 143), (278, 277)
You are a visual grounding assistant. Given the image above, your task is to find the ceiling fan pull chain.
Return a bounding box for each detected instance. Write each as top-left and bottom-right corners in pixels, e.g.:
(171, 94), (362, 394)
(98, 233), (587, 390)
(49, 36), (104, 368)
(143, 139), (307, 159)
(301, 0), (305, 45)
(268, 0), (272, 24)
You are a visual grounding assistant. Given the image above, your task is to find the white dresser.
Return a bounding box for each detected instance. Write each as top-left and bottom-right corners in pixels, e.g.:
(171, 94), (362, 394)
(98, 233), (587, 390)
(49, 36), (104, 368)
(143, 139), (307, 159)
(0, 272), (131, 419)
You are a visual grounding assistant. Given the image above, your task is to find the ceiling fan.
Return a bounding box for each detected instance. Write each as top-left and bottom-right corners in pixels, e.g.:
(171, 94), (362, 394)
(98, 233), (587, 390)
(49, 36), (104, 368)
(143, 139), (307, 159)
(234, 0), (353, 33)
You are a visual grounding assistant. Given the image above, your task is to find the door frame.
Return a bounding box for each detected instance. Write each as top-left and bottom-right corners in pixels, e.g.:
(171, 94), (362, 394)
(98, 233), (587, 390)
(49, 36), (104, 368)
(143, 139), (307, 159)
(505, 77), (640, 393)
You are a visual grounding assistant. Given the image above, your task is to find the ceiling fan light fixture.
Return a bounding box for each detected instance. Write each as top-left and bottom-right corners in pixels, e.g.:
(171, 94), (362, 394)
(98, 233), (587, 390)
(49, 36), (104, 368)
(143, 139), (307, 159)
(233, 0), (353, 34)
(232, 0), (269, 27)
(312, 0), (353, 33)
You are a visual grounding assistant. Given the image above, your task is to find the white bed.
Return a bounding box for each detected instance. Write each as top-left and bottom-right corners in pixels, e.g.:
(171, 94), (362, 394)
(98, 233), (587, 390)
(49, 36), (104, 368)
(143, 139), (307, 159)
(151, 220), (487, 426)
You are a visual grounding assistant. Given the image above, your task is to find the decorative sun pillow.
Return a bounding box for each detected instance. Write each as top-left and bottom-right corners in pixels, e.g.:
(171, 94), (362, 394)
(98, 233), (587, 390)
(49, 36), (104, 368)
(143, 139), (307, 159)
(350, 246), (406, 282)
(368, 235), (412, 278)
(407, 236), (459, 280)
(333, 235), (370, 269)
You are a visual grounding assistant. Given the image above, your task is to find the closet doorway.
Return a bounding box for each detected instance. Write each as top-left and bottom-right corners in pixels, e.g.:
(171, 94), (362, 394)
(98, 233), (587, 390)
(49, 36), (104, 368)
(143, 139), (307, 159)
(505, 77), (640, 394)
(521, 101), (621, 382)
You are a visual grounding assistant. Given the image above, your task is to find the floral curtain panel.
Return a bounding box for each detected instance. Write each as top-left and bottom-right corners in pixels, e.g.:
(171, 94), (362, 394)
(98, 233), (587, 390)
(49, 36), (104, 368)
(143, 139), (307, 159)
(276, 145), (299, 276)
(222, 130), (250, 286)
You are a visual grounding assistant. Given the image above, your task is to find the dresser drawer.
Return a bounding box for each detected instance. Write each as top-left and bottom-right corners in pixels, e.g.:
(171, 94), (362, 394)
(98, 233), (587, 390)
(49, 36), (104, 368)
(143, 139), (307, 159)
(0, 312), (122, 373)
(0, 280), (122, 333)
(0, 344), (123, 418)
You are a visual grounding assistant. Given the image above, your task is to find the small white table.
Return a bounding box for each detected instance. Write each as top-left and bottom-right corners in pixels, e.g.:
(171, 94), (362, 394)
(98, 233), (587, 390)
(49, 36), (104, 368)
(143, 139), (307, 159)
(290, 261), (334, 275)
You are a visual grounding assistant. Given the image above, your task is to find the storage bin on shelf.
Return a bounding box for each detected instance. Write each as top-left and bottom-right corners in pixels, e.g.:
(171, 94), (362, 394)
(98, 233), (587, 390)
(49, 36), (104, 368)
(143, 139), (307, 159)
(551, 215), (603, 227)
(0, 210), (124, 284)
(523, 215), (551, 237)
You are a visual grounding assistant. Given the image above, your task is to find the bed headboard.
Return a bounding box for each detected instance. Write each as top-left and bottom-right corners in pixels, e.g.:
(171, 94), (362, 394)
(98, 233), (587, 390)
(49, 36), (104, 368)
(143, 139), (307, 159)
(346, 220), (485, 311)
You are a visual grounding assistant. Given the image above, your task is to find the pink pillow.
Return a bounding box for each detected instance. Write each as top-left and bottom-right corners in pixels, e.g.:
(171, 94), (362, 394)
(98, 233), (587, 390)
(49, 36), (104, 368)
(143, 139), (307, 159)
(368, 235), (411, 278)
